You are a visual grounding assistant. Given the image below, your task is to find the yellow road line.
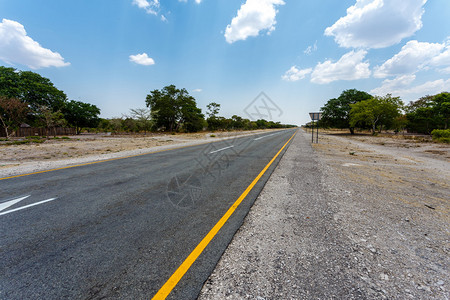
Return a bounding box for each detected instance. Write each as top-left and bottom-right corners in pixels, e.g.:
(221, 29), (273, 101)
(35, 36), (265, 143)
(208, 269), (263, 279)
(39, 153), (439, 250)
(151, 130), (297, 300)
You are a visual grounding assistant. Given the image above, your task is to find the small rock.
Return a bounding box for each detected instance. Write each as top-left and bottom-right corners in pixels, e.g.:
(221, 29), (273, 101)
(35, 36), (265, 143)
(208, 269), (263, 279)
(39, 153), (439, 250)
(380, 273), (389, 281)
(435, 280), (444, 286)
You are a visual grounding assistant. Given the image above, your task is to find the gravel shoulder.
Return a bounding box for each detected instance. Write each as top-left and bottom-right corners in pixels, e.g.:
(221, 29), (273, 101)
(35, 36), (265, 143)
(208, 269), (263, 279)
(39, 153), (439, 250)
(198, 129), (449, 299)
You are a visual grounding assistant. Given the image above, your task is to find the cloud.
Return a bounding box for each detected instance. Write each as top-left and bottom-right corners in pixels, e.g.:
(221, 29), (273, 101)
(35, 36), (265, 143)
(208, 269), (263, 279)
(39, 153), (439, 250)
(370, 74), (416, 95)
(224, 0), (285, 44)
(311, 50), (371, 84)
(0, 19), (70, 69)
(325, 0), (427, 49)
(373, 39), (450, 78)
(129, 53), (155, 65)
(429, 40), (450, 73)
(179, 0), (202, 3)
(373, 40), (444, 78)
(371, 77), (450, 97)
(282, 66), (312, 82)
(304, 41), (317, 55)
(132, 0), (159, 15)
(192, 88), (202, 92)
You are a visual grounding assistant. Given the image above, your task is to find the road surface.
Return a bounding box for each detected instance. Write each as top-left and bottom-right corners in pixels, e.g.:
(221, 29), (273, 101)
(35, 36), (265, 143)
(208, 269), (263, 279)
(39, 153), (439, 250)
(0, 129), (296, 300)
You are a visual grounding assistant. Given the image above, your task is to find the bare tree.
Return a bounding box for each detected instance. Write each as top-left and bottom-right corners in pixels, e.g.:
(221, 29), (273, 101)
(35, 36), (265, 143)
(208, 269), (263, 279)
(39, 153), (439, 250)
(0, 96), (28, 139)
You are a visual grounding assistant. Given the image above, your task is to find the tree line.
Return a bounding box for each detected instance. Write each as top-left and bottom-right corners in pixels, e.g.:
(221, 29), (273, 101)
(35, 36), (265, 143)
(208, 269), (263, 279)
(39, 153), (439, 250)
(0, 67), (295, 138)
(319, 89), (449, 135)
(0, 66), (101, 138)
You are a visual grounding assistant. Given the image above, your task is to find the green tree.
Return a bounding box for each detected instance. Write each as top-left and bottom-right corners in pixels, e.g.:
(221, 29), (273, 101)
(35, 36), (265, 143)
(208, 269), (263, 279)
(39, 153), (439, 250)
(63, 100), (101, 134)
(406, 93), (449, 133)
(145, 85), (204, 132)
(206, 102), (221, 118)
(0, 66), (67, 113)
(321, 89), (372, 134)
(129, 108), (153, 133)
(36, 105), (67, 137)
(0, 96), (29, 139)
(350, 94), (403, 134)
(432, 92), (450, 129)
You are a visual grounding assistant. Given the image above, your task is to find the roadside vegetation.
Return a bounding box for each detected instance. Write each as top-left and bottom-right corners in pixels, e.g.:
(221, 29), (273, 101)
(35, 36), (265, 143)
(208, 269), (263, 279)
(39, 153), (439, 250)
(316, 88), (449, 143)
(0, 66), (295, 140)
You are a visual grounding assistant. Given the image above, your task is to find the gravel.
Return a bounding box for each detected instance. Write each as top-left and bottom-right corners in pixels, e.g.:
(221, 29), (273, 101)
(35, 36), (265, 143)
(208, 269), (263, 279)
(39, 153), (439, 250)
(198, 130), (449, 299)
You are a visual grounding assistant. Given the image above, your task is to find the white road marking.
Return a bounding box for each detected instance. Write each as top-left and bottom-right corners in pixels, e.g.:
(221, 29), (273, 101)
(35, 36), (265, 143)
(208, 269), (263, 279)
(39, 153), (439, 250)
(253, 132), (281, 141)
(0, 195), (30, 212)
(0, 198), (57, 216)
(209, 145), (234, 154)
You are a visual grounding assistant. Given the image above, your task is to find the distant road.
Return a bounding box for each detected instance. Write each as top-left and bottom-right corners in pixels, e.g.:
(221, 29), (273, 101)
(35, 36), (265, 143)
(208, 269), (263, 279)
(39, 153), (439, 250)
(0, 129), (297, 300)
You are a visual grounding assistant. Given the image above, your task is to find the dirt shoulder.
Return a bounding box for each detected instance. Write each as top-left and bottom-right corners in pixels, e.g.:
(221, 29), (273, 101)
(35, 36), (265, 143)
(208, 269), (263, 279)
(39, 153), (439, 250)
(0, 129), (278, 178)
(199, 130), (449, 299)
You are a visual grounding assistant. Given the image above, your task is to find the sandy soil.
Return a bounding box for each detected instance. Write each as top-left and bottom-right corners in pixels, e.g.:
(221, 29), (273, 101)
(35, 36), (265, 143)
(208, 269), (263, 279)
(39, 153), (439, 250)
(0, 130), (276, 178)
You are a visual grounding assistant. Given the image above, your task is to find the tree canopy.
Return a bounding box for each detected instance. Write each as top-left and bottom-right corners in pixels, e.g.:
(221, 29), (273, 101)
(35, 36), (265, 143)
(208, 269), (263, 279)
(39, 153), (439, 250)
(145, 85), (204, 132)
(320, 89), (372, 134)
(349, 94), (403, 134)
(0, 66), (67, 112)
(406, 92), (449, 133)
(63, 100), (101, 134)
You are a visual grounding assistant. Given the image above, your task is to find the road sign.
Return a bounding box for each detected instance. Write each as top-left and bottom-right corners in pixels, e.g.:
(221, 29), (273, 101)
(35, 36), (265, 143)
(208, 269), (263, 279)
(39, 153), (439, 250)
(309, 112), (322, 143)
(309, 112), (322, 121)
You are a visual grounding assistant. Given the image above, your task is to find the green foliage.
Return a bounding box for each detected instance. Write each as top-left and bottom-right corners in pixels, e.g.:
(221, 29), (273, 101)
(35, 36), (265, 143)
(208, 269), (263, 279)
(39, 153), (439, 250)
(406, 92), (450, 133)
(129, 108), (153, 133)
(320, 89), (372, 134)
(146, 85), (205, 132)
(0, 66), (67, 113)
(431, 129), (450, 143)
(349, 94), (403, 134)
(206, 102), (220, 118)
(63, 100), (101, 134)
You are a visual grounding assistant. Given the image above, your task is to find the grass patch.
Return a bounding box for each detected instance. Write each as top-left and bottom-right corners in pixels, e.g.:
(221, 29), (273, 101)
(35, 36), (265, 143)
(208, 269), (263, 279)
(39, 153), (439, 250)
(431, 129), (450, 144)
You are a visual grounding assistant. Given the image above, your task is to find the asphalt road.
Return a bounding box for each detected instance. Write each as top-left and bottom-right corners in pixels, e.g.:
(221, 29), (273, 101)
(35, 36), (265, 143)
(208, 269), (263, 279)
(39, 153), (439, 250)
(0, 129), (297, 300)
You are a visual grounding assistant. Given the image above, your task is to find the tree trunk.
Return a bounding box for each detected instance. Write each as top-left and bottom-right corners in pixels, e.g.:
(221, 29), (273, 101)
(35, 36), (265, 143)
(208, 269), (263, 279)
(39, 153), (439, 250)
(349, 127), (355, 135)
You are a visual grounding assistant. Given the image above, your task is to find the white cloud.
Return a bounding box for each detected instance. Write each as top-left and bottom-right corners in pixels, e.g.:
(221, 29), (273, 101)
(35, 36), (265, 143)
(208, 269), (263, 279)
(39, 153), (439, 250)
(179, 0), (202, 3)
(374, 40), (444, 78)
(0, 19), (70, 69)
(325, 0), (427, 49)
(371, 77), (450, 98)
(370, 74), (416, 95)
(304, 41), (317, 55)
(311, 50), (371, 84)
(132, 0), (159, 15)
(224, 0), (285, 44)
(429, 40), (450, 73)
(282, 66), (312, 82)
(129, 53), (155, 65)
(192, 88), (202, 92)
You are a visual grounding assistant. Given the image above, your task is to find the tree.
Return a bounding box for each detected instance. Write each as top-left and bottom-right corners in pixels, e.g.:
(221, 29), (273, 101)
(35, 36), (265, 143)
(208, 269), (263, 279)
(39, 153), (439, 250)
(145, 85), (204, 132)
(0, 96), (29, 139)
(321, 89), (372, 134)
(406, 92), (449, 133)
(432, 92), (450, 129)
(350, 94), (403, 134)
(206, 102), (220, 118)
(36, 105), (66, 137)
(63, 100), (101, 134)
(129, 108), (153, 133)
(0, 66), (67, 113)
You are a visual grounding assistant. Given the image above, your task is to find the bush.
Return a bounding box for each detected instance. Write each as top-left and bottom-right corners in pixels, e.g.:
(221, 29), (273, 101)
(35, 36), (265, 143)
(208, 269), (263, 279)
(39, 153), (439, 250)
(431, 129), (450, 143)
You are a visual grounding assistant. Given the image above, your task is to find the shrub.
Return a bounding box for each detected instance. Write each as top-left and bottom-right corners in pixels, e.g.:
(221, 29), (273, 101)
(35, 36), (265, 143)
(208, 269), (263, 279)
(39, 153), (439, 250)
(431, 129), (450, 143)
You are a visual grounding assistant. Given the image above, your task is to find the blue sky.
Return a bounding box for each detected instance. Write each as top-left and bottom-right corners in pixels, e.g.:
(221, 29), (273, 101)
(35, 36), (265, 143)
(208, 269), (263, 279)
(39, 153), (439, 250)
(1, 0), (449, 125)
